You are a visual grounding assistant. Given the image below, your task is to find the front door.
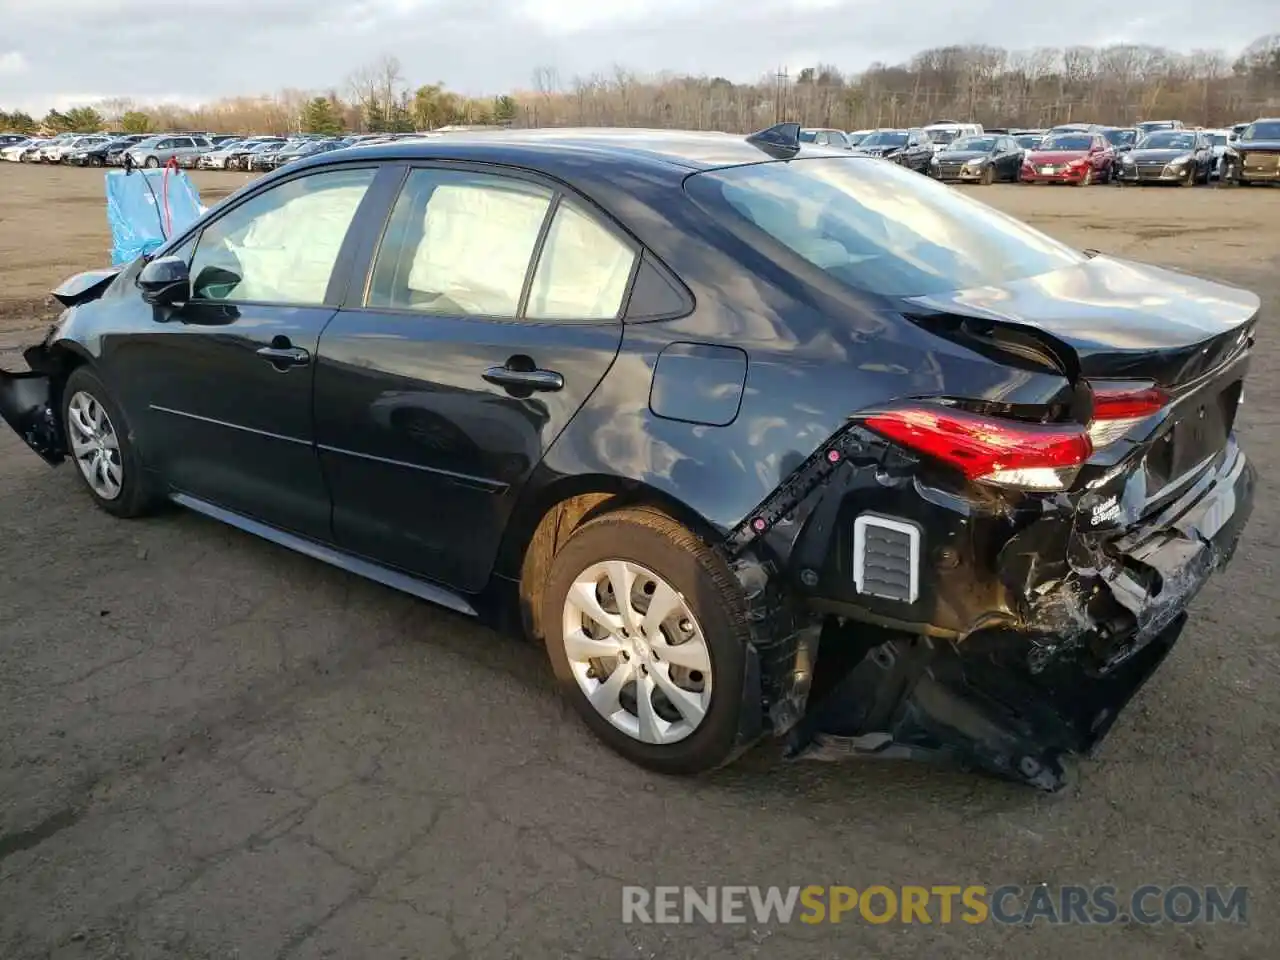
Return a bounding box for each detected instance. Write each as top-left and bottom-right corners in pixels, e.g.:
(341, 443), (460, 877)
(115, 165), (381, 539)
(314, 165), (634, 592)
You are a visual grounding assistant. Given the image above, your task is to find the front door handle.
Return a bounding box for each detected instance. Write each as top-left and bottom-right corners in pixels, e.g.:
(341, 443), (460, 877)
(256, 344), (310, 367)
(482, 364), (564, 392)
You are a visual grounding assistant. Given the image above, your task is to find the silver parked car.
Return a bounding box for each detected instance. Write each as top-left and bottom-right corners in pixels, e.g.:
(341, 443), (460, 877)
(124, 134), (213, 168)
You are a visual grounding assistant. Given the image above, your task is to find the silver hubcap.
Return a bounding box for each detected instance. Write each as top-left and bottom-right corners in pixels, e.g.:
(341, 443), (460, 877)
(561, 560), (713, 745)
(67, 391), (123, 500)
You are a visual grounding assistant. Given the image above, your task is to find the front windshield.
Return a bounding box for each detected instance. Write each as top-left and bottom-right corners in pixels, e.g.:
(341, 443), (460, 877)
(860, 131), (908, 147)
(847, 133), (866, 146)
(1038, 135), (1092, 151)
(685, 157), (1084, 298)
(1242, 121), (1280, 141)
(950, 136), (996, 152)
(1140, 131), (1196, 150)
(1103, 130), (1135, 146)
(928, 130), (960, 144)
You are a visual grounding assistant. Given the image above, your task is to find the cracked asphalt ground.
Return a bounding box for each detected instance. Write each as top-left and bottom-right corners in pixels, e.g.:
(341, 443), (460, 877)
(1, 166), (1278, 959)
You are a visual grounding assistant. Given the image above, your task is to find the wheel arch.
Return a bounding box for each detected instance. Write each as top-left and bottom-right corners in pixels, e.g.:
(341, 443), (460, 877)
(494, 472), (727, 643)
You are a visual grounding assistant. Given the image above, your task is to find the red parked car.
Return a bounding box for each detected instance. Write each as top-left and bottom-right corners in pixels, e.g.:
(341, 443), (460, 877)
(1021, 132), (1114, 185)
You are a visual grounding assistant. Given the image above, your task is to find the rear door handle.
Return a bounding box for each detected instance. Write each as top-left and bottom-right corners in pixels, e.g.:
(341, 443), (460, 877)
(256, 345), (310, 367)
(482, 364), (564, 392)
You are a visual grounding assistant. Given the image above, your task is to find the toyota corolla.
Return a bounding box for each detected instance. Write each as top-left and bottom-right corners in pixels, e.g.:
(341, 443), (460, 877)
(0, 125), (1257, 790)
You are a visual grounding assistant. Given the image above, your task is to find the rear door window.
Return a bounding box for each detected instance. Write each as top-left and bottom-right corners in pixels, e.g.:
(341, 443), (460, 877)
(366, 169), (552, 317)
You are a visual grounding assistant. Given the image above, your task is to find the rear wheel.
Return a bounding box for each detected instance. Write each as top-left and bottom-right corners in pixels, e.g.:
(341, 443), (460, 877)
(61, 366), (159, 519)
(144, 156), (160, 169)
(541, 507), (751, 774)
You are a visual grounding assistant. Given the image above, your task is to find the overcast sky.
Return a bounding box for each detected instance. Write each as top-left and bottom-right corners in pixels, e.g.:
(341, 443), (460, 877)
(0, 0), (1275, 114)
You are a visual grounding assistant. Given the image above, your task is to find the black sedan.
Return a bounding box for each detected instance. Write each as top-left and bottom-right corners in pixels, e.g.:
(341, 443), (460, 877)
(1224, 117), (1280, 185)
(1116, 129), (1214, 185)
(853, 128), (935, 173)
(928, 134), (1024, 183)
(0, 125), (1258, 790)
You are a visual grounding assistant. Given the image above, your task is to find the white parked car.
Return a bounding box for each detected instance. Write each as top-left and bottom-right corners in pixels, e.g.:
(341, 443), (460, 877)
(0, 138), (47, 162)
(38, 135), (96, 163)
(1202, 128), (1232, 179)
(922, 121), (984, 153)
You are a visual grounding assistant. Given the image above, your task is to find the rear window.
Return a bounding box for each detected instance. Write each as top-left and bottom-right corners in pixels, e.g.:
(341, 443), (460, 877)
(685, 157), (1084, 298)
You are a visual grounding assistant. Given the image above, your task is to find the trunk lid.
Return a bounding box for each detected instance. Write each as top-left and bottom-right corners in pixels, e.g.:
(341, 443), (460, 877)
(904, 254), (1259, 387)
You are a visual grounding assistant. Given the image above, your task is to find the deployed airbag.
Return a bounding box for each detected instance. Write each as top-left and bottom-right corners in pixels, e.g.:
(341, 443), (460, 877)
(105, 169), (203, 265)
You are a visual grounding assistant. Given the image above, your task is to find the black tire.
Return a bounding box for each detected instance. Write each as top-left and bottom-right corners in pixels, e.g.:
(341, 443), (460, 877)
(541, 506), (752, 775)
(92, 156), (104, 167)
(1180, 165), (1196, 187)
(61, 366), (159, 519)
(980, 165), (995, 186)
(145, 156), (160, 169)
(1077, 167), (1093, 187)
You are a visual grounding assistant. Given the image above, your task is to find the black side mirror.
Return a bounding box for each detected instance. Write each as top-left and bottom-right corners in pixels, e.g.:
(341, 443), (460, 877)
(138, 256), (190, 306)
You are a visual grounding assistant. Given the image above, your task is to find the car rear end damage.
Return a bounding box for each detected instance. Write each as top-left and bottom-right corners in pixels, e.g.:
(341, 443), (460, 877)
(720, 298), (1257, 791)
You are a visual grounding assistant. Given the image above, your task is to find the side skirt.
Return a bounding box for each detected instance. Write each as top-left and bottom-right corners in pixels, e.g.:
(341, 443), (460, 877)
(170, 493), (478, 618)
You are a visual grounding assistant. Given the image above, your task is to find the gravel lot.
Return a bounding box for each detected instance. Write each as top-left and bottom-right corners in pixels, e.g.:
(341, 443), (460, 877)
(0, 166), (1277, 959)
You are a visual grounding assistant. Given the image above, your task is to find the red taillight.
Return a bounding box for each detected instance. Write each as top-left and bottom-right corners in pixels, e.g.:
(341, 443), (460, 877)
(863, 406), (1092, 491)
(1087, 381), (1169, 447)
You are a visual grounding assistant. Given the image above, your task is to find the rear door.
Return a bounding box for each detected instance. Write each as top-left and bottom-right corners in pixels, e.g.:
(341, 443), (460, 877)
(112, 163), (385, 539)
(314, 164), (635, 592)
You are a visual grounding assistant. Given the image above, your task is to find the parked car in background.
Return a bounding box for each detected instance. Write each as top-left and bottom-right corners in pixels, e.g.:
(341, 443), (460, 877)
(247, 139), (305, 171)
(221, 138), (288, 170)
(845, 129), (873, 147)
(34, 133), (87, 163)
(1202, 129), (1232, 179)
(0, 125), (1258, 791)
(198, 139), (249, 169)
(1021, 131), (1114, 185)
(1011, 129), (1046, 150)
(1048, 123), (1102, 134)
(0, 137), (48, 162)
(854, 128), (934, 172)
(210, 135), (242, 146)
(922, 121), (983, 153)
(799, 128), (854, 149)
(103, 135), (151, 166)
(0, 133), (28, 147)
(1134, 120), (1183, 137)
(269, 137), (351, 169)
(929, 134), (1024, 183)
(1224, 118), (1280, 185)
(1116, 129), (1213, 185)
(45, 135), (112, 164)
(1100, 127), (1137, 156)
(124, 134), (214, 168)
(67, 135), (145, 167)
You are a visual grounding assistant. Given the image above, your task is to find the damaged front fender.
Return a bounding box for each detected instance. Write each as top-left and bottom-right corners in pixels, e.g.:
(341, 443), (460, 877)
(0, 347), (64, 465)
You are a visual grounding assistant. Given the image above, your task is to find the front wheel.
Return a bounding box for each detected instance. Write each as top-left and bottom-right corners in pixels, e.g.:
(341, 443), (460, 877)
(1077, 168), (1093, 186)
(541, 507), (752, 774)
(61, 366), (159, 518)
(980, 165), (995, 185)
(144, 156), (160, 169)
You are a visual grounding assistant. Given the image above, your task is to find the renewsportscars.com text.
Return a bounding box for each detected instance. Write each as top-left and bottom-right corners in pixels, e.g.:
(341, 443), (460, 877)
(622, 884), (1248, 926)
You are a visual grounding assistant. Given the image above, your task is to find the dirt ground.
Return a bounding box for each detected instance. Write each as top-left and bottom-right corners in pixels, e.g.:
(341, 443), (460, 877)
(0, 164), (1277, 959)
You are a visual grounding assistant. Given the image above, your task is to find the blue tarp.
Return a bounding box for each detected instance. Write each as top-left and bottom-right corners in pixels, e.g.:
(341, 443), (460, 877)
(105, 169), (204, 265)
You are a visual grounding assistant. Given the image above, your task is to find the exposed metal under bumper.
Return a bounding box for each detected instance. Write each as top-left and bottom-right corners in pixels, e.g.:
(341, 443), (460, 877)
(785, 440), (1255, 791)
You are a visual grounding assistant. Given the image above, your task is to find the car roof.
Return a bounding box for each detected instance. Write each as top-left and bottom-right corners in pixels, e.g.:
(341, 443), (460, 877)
(297, 127), (852, 179)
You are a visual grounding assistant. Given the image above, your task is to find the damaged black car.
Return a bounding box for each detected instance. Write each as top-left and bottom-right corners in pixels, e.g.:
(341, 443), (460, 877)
(0, 124), (1258, 790)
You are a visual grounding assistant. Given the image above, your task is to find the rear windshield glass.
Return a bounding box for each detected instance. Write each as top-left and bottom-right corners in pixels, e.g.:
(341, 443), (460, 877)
(927, 129), (960, 143)
(1103, 129), (1135, 146)
(1039, 135), (1092, 150)
(859, 131), (907, 147)
(1140, 132), (1196, 149)
(950, 137), (996, 152)
(685, 157), (1084, 298)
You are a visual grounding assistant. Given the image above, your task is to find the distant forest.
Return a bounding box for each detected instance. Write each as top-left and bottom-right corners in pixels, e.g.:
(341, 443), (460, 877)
(4, 34), (1279, 136)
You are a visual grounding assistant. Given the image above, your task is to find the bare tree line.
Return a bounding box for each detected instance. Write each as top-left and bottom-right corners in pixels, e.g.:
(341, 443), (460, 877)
(5, 35), (1279, 137)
